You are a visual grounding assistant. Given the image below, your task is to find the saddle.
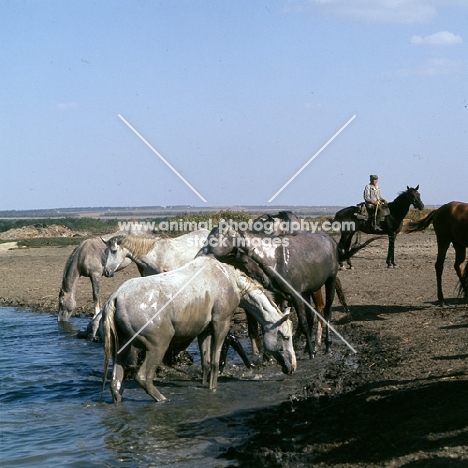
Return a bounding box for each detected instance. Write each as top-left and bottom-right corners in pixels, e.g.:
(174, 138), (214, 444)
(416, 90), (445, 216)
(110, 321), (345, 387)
(354, 203), (368, 220)
(354, 203), (390, 229)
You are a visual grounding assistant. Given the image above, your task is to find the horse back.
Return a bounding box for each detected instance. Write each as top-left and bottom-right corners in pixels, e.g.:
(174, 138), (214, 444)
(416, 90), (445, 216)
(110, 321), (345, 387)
(277, 232), (339, 289)
(112, 258), (239, 345)
(334, 205), (357, 222)
(434, 201), (468, 247)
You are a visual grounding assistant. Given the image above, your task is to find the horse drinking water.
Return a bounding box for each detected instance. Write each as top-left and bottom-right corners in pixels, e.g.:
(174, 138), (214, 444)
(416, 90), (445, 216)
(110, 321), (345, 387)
(196, 226), (368, 357)
(57, 237), (134, 322)
(101, 256), (296, 403)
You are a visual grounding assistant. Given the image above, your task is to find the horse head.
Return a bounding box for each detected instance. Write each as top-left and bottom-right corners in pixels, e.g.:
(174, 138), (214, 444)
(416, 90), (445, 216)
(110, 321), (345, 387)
(238, 274), (296, 375)
(195, 224), (241, 258)
(266, 307), (296, 375)
(406, 185), (424, 210)
(102, 235), (127, 277)
(57, 288), (76, 322)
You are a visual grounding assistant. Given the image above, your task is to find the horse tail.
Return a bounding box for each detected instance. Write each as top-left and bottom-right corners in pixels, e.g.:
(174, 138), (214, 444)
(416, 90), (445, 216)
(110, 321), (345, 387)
(402, 210), (436, 233)
(338, 235), (382, 264)
(101, 294), (118, 402)
(335, 276), (349, 314)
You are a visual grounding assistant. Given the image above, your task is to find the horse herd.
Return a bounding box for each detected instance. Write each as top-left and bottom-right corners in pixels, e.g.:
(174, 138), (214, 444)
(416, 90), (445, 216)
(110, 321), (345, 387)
(56, 187), (468, 403)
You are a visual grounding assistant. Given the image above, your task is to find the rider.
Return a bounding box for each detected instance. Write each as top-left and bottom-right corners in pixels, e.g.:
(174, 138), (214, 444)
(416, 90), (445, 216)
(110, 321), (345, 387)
(364, 175), (387, 232)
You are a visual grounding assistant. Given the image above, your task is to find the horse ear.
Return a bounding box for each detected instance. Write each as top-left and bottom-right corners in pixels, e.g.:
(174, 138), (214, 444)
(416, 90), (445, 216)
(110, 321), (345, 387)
(276, 311), (291, 326)
(407, 186), (410, 190)
(415, 184), (419, 190)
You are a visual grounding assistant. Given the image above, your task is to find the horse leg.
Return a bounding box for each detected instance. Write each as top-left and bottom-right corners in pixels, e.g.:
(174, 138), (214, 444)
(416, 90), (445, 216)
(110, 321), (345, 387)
(435, 240), (450, 306)
(323, 276), (336, 354)
(292, 298), (314, 359)
(453, 242), (466, 279)
(453, 242), (466, 301)
(311, 289), (325, 357)
(90, 273), (101, 317)
(220, 333), (252, 372)
(110, 346), (130, 403)
(208, 320), (231, 391)
(386, 234), (396, 268)
(340, 232), (355, 269)
(135, 345), (169, 402)
(247, 313), (262, 357)
(337, 233), (352, 269)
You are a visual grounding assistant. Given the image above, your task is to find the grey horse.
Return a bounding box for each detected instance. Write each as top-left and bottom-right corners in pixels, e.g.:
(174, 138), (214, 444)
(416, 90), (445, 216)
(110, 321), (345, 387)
(101, 256), (296, 403)
(57, 236), (134, 322)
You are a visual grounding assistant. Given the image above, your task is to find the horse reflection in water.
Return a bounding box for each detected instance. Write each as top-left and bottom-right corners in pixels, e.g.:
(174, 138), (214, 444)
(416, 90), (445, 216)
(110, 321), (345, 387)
(101, 256), (296, 403)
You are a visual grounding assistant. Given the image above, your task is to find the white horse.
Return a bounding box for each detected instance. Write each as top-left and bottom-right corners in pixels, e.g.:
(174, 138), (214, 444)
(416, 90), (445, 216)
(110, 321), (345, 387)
(102, 229), (210, 277)
(101, 256), (296, 403)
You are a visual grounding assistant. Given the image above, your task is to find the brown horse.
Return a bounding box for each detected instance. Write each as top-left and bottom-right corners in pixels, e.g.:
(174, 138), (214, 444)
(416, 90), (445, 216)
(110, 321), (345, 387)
(403, 201), (468, 306)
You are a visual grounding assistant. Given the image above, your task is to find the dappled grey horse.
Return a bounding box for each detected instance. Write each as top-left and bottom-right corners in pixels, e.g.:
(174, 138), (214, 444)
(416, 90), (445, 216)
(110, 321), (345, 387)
(94, 228), (252, 369)
(197, 225), (368, 356)
(101, 256), (296, 403)
(57, 236), (134, 322)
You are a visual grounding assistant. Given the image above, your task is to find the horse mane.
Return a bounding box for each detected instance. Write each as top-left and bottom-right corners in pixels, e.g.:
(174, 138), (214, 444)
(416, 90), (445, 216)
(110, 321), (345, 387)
(120, 235), (158, 258)
(60, 243), (82, 292)
(153, 231), (171, 239)
(236, 270), (279, 308)
(63, 244), (80, 275)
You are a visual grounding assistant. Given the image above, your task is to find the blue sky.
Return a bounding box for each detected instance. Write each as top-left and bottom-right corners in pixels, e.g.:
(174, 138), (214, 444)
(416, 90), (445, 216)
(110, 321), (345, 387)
(1, 0), (467, 210)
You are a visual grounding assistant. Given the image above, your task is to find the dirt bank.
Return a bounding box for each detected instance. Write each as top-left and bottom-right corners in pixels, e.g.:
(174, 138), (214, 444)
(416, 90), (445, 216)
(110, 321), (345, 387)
(1, 231), (468, 467)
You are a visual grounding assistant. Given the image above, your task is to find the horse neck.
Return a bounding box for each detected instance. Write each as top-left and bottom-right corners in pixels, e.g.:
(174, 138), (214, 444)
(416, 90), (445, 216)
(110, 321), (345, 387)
(61, 247), (81, 293)
(122, 236), (158, 260)
(241, 231), (276, 265)
(388, 192), (411, 220)
(237, 275), (280, 327)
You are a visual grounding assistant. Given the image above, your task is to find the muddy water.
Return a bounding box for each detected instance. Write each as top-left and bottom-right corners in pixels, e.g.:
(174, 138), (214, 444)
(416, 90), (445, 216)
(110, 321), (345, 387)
(2, 307), (344, 467)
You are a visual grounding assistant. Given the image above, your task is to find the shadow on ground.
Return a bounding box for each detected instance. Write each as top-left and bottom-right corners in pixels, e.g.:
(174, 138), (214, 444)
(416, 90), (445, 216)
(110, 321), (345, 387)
(218, 377), (468, 467)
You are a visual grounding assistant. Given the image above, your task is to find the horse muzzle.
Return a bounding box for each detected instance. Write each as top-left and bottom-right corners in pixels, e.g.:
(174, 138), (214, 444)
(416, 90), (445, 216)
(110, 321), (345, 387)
(103, 268), (114, 278)
(57, 309), (72, 322)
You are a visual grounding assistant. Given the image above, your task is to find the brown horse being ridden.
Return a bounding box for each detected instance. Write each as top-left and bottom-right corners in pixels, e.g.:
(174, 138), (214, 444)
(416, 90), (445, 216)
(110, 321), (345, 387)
(334, 186), (425, 269)
(403, 201), (468, 306)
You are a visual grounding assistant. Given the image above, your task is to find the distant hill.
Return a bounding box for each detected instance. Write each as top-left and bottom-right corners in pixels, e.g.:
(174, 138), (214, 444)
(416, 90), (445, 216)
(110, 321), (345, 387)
(0, 205), (346, 219)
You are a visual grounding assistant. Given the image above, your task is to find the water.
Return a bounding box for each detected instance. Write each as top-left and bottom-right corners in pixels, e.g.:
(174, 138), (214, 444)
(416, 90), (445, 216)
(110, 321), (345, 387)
(0, 307), (303, 467)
